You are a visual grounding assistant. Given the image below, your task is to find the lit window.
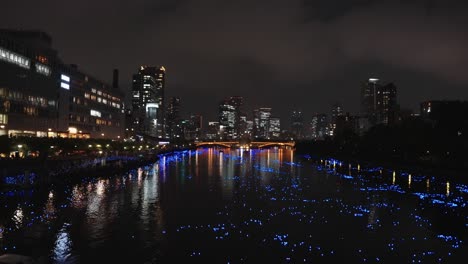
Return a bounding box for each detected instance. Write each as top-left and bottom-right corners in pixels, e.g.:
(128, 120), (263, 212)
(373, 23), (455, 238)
(90, 109), (101, 117)
(0, 47), (30, 69)
(0, 113), (8, 124)
(61, 74), (70, 82)
(61, 82), (70, 90)
(35, 63), (51, 76)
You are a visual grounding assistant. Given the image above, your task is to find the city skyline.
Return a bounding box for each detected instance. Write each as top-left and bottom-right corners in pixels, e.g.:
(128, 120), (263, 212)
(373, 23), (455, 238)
(1, 1), (468, 122)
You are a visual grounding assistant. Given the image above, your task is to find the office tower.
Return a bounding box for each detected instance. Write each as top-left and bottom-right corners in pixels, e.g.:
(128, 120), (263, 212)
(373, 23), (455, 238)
(291, 110), (304, 140)
(132, 66), (166, 138)
(205, 121), (220, 140)
(328, 102), (344, 136)
(253, 108), (272, 139)
(229, 96), (243, 138)
(60, 65), (125, 139)
(188, 113), (203, 140)
(0, 29), (124, 139)
(218, 99), (236, 139)
(165, 97), (181, 140)
(311, 114), (328, 140)
(269, 117), (281, 139)
(361, 78), (397, 126)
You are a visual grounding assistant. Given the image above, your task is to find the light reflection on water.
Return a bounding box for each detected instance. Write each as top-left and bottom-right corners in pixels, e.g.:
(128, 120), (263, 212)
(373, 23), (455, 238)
(0, 148), (466, 263)
(52, 223), (72, 263)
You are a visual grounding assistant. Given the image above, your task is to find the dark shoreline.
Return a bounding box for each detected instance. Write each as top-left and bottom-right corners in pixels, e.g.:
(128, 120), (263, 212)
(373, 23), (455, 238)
(0, 148), (195, 190)
(295, 148), (468, 184)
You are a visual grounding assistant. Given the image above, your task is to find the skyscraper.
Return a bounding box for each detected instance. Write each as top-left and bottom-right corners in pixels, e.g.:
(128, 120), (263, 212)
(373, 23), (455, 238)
(361, 78), (397, 126)
(218, 99), (236, 139)
(291, 110), (304, 140)
(253, 108), (272, 139)
(132, 66), (166, 138)
(166, 96), (181, 140)
(269, 117), (281, 139)
(218, 96), (243, 139)
(311, 114), (328, 140)
(330, 102), (344, 136)
(188, 113), (203, 140)
(229, 96), (243, 138)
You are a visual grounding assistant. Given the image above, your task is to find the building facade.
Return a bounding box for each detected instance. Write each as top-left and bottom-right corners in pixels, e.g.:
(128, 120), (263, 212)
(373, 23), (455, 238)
(0, 29), (124, 139)
(253, 108), (272, 139)
(361, 78), (398, 126)
(291, 110), (304, 140)
(131, 66), (166, 138)
(166, 96), (181, 140)
(311, 114), (328, 140)
(58, 65), (124, 139)
(0, 30), (59, 137)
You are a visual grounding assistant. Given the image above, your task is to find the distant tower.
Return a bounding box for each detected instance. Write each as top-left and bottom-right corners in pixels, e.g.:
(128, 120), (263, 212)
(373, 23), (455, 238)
(361, 78), (397, 126)
(269, 117), (281, 139)
(311, 114), (328, 140)
(166, 96), (181, 140)
(291, 110), (304, 140)
(330, 102), (344, 136)
(131, 66), (166, 138)
(253, 108), (272, 139)
(218, 99), (236, 139)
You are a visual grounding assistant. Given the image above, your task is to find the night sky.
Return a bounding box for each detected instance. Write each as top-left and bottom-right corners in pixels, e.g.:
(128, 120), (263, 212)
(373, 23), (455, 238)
(2, 0), (468, 125)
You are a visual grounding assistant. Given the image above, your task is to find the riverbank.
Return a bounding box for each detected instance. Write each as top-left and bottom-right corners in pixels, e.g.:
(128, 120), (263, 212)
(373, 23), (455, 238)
(0, 147), (194, 190)
(295, 142), (468, 183)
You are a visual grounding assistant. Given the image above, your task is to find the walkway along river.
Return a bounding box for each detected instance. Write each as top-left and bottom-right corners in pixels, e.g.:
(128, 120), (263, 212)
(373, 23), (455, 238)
(0, 147), (467, 263)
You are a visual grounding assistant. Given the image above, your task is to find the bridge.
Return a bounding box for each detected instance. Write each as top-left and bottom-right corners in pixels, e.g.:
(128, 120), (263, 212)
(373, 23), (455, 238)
(194, 141), (295, 149)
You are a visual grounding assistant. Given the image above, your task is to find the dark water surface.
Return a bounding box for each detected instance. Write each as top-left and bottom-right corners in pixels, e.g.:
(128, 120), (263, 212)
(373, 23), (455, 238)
(0, 148), (467, 263)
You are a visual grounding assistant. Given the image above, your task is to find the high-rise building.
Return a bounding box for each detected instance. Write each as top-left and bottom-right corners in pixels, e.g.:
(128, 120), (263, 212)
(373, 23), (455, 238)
(291, 110), (304, 140)
(132, 66), (166, 138)
(217, 96), (244, 139)
(330, 102), (344, 136)
(166, 96), (181, 140)
(253, 108), (272, 139)
(311, 114), (328, 140)
(188, 113), (203, 140)
(229, 96), (243, 138)
(218, 99), (236, 139)
(269, 117), (281, 139)
(205, 121), (220, 140)
(361, 78), (397, 126)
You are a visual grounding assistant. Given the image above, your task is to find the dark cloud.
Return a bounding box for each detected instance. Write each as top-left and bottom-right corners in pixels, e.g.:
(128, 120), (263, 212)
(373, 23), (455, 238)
(1, 0), (468, 125)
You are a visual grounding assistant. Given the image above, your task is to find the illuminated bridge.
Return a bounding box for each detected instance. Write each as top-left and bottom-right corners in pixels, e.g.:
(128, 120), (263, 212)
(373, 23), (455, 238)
(194, 141), (295, 149)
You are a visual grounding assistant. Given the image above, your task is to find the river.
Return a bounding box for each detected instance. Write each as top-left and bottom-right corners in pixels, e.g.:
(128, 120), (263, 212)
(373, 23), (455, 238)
(0, 147), (467, 263)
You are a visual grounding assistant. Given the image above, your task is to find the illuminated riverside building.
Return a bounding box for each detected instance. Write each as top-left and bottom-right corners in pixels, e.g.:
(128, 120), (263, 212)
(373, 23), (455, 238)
(0, 29), (125, 139)
(0, 30), (58, 137)
(131, 66), (166, 138)
(58, 64), (124, 139)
